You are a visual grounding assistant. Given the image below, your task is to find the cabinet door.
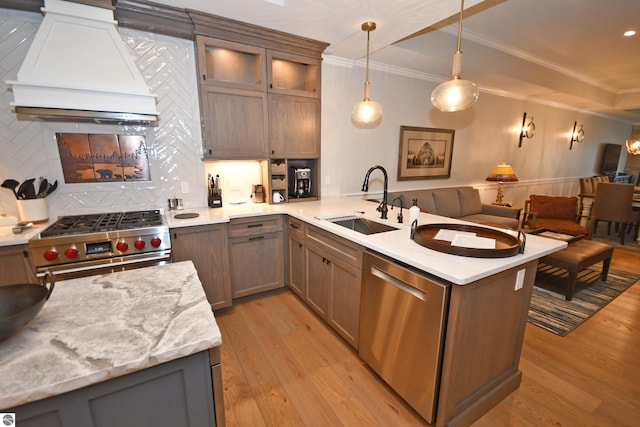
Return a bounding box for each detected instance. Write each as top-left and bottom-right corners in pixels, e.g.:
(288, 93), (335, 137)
(288, 232), (306, 298)
(229, 232), (284, 298)
(267, 50), (320, 98)
(327, 258), (361, 349)
(305, 245), (330, 319)
(269, 94), (320, 158)
(171, 224), (231, 311)
(201, 86), (269, 159)
(0, 245), (36, 286)
(196, 36), (266, 91)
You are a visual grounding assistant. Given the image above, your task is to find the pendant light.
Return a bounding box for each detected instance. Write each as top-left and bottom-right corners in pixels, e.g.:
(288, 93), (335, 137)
(351, 21), (383, 125)
(431, 0), (479, 112)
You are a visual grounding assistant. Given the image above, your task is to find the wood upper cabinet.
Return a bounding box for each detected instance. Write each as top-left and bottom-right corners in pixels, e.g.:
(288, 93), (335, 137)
(195, 31), (324, 161)
(196, 37), (266, 91)
(0, 244), (37, 286)
(171, 224), (231, 311)
(267, 50), (320, 98)
(268, 94), (320, 158)
(196, 36), (269, 159)
(200, 86), (269, 159)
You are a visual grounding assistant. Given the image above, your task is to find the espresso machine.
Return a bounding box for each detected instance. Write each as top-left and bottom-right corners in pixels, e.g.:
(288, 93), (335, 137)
(289, 167), (311, 198)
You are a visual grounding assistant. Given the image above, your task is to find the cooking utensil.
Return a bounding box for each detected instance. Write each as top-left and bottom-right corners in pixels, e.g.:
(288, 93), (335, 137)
(37, 180), (58, 198)
(1, 179), (20, 199)
(37, 177), (48, 197)
(17, 178), (36, 200)
(0, 271), (55, 342)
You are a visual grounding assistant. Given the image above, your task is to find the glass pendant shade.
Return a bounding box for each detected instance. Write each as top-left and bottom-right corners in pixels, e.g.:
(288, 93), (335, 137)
(431, 76), (479, 112)
(352, 82), (382, 124)
(430, 0), (479, 112)
(627, 139), (640, 155)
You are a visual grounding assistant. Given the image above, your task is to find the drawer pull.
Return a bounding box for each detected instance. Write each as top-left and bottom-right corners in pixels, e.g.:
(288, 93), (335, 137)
(247, 223), (264, 228)
(249, 236), (265, 241)
(289, 222), (300, 229)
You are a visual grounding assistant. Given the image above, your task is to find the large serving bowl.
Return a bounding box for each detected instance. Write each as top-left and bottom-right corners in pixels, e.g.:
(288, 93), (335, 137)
(0, 272), (54, 342)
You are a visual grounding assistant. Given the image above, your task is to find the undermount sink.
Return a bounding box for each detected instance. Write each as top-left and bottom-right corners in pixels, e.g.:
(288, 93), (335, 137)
(323, 215), (399, 235)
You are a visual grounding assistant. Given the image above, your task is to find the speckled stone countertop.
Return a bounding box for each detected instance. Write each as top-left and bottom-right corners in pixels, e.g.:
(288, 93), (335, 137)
(0, 261), (222, 410)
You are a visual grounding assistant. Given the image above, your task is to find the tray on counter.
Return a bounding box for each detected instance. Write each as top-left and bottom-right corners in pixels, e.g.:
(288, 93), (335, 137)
(411, 223), (525, 258)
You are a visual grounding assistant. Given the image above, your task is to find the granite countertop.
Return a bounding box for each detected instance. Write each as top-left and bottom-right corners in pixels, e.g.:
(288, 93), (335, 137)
(166, 197), (567, 285)
(0, 261), (221, 410)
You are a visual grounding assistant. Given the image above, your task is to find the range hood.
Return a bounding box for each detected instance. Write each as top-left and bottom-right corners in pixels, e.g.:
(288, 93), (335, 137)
(8, 0), (158, 125)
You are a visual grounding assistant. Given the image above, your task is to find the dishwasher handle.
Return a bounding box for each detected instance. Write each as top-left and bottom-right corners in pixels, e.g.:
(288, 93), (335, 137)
(370, 266), (427, 302)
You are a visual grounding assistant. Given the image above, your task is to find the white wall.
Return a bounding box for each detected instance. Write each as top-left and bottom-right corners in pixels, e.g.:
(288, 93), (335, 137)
(320, 59), (633, 206)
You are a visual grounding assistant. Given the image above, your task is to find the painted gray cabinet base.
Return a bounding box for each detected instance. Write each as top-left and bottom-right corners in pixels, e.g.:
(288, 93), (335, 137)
(9, 350), (216, 427)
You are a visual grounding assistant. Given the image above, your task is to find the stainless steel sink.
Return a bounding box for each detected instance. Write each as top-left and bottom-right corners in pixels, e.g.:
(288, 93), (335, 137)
(324, 215), (399, 235)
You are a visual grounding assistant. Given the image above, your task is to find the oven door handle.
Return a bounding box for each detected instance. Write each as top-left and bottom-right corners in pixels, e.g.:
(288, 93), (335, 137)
(36, 253), (171, 277)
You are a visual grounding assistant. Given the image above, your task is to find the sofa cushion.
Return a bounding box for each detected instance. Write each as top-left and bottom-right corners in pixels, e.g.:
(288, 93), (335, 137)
(432, 189), (462, 217)
(457, 187), (482, 216)
(529, 195), (578, 220)
(462, 213), (519, 229)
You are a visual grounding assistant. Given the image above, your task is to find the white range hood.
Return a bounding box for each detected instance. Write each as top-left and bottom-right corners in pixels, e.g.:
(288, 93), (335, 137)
(8, 0), (158, 125)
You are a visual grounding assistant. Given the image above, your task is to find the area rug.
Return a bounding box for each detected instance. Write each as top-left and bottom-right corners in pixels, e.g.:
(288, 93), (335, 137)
(527, 265), (640, 336)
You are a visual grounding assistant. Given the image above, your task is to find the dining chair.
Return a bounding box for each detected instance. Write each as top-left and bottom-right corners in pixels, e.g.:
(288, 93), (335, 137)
(589, 182), (640, 245)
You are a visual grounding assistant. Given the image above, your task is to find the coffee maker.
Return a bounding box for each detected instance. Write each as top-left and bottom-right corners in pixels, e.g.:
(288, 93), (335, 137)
(289, 167), (311, 198)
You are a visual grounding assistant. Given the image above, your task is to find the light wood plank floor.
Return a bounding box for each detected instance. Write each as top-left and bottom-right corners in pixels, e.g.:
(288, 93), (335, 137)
(215, 248), (640, 426)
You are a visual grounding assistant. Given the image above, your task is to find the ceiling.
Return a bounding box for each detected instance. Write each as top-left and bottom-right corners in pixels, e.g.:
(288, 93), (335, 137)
(151, 0), (640, 122)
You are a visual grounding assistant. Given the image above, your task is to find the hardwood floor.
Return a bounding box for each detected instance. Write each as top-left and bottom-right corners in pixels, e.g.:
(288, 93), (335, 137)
(214, 248), (640, 426)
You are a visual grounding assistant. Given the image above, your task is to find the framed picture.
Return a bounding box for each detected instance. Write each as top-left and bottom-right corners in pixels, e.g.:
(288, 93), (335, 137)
(397, 126), (455, 180)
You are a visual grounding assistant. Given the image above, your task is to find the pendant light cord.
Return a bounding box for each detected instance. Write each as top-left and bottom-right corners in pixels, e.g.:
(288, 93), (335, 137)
(365, 26), (371, 83)
(456, 0), (464, 53)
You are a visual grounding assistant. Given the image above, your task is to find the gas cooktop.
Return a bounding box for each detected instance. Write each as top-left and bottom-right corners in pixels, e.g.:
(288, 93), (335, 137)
(40, 210), (164, 237)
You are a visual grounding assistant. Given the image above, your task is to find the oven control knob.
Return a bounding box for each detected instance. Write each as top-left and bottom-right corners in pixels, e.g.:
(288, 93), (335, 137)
(134, 239), (145, 250)
(150, 237), (162, 248)
(64, 247), (78, 259)
(116, 241), (129, 252)
(44, 249), (58, 261)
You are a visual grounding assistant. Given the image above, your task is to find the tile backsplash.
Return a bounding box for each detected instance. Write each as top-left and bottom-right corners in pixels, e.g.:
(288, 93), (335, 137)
(0, 9), (211, 219)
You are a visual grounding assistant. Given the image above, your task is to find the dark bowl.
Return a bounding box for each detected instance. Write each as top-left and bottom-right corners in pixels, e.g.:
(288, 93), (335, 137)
(0, 272), (55, 342)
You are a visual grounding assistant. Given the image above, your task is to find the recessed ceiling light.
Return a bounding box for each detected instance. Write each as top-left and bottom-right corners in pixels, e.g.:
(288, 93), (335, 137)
(623, 30), (636, 37)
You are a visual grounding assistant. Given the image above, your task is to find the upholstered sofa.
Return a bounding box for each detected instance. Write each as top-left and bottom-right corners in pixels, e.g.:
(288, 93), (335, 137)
(387, 186), (521, 229)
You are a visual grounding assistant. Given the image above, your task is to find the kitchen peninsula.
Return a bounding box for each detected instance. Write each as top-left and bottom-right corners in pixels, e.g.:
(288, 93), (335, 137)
(0, 261), (223, 426)
(167, 196), (566, 426)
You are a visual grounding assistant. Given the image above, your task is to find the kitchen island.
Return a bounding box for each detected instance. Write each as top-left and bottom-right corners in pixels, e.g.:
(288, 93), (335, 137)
(0, 261), (223, 426)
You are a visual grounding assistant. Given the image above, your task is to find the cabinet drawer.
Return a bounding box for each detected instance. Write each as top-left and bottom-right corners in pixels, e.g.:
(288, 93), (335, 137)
(306, 225), (362, 267)
(271, 162), (287, 175)
(228, 216), (283, 238)
(287, 217), (305, 240)
(271, 176), (287, 190)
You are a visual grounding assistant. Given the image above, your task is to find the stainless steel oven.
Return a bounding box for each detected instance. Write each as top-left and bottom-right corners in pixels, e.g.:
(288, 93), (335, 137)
(28, 210), (171, 280)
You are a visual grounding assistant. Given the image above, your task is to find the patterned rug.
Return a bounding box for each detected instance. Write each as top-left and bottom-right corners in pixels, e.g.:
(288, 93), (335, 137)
(528, 265), (640, 336)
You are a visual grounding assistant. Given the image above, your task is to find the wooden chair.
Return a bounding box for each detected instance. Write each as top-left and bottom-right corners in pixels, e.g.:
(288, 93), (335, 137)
(524, 195), (588, 235)
(589, 182), (640, 245)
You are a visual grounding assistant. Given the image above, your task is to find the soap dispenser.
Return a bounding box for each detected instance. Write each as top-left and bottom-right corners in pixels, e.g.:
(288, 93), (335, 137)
(409, 199), (420, 224)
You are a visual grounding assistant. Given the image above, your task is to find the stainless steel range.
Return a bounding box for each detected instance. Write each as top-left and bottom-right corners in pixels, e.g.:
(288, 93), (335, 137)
(29, 210), (171, 279)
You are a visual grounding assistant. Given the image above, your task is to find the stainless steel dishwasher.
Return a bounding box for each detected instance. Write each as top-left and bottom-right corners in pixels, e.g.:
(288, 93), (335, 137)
(359, 251), (450, 423)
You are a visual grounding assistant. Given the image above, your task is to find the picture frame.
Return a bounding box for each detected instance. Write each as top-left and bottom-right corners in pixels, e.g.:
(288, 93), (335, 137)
(397, 126), (455, 180)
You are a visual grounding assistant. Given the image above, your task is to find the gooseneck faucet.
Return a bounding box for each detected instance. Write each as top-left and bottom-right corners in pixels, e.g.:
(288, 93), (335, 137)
(391, 197), (403, 223)
(361, 165), (388, 219)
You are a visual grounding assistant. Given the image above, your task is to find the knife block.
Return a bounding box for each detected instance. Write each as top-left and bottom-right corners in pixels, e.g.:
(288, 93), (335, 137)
(208, 188), (222, 208)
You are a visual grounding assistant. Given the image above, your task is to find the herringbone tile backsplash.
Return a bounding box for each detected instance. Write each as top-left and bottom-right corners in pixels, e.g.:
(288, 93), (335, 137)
(0, 9), (207, 219)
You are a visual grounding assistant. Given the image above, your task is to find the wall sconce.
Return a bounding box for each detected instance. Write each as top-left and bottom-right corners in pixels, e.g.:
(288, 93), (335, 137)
(430, 0), (479, 112)
(569, 121), (584, 149)
(627, 139), (640, 155)
(351, 21), (382, 126)
(518, 112), (535, 147)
